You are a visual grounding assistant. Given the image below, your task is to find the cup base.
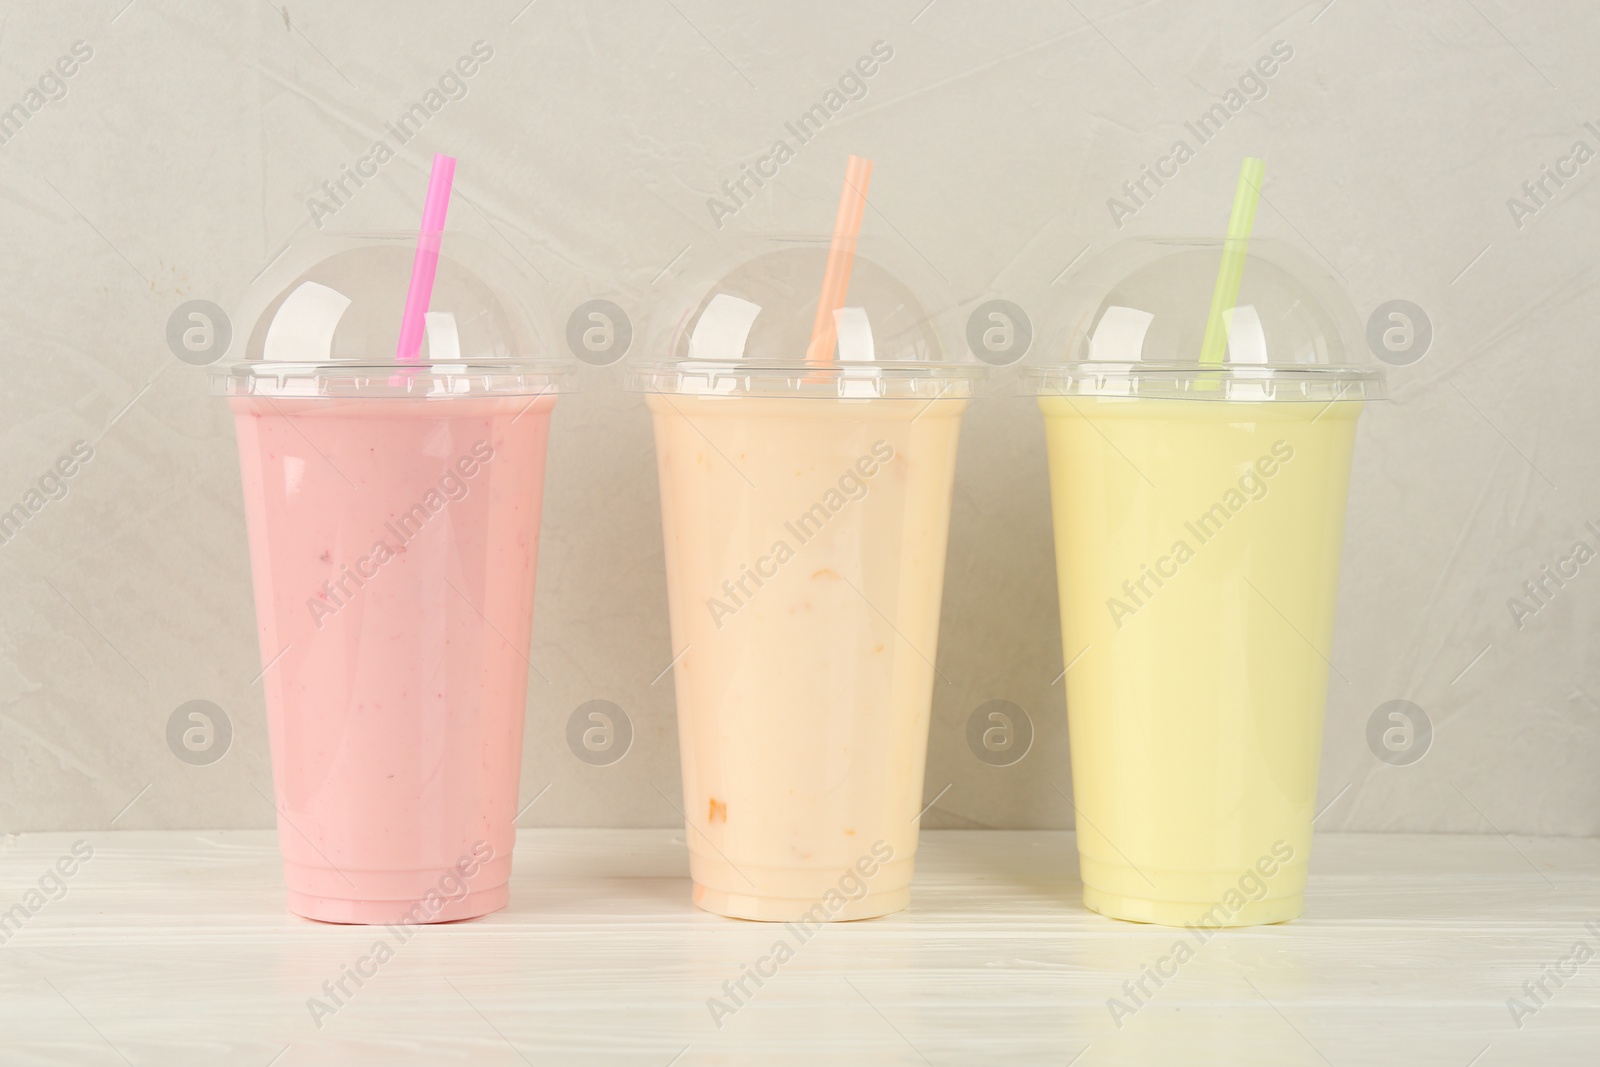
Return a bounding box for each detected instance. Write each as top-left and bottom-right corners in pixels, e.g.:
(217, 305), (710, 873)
(1082, 884), (1302, 928)
(692, 883), (909, 922)
(285, 883), (509, 925)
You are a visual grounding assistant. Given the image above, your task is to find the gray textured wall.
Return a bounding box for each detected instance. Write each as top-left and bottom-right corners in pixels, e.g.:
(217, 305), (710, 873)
(2, 0), (1594, 837)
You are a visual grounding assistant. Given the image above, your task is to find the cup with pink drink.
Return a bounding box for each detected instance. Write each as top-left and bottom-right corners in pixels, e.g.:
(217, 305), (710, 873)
(211, 157), (564, 923)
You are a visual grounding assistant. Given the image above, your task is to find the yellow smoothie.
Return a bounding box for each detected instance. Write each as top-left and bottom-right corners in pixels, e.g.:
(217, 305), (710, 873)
(1040, 395), (1362, 926)
(648, 393), (966, 921)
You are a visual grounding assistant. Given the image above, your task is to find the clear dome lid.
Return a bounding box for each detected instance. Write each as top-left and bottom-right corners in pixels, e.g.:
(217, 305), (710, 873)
(1024, 237), (1385, 402)
(208, 232), (566, 399)
(624, 233), (984, 399)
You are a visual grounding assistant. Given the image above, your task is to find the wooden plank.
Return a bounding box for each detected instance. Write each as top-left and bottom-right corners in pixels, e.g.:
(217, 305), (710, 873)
(1, 830), (1596, 1064)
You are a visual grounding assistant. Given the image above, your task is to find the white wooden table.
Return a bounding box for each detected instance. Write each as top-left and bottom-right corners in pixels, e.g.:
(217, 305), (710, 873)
(1, 830), (1596, 1065)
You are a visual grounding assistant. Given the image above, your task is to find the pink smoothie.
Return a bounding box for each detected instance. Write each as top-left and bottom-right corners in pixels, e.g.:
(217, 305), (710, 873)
(230, 394), (554, 924)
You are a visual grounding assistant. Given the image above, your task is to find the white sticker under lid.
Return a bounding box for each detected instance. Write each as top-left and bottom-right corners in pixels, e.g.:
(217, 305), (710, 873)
(263, 281), (352, 362)
(424, 311), (461, 361)
(833, 306), (878, 397)
(1223, 305), (1269, 364)
(688, 293), (763, 361)
(1223, 304), (1271, 399)
(1089, 305), (1154, 362)
(834, 306), (875, 362)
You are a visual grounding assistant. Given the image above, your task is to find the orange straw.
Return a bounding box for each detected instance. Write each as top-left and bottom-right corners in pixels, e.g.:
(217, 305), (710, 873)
(805, 155), (873, 367)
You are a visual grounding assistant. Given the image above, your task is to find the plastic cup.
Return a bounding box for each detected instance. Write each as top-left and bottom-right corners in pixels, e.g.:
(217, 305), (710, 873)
(211, 235), (562, 923)
(629, 237), (982, 921)
(1027, 238), (1385, 927)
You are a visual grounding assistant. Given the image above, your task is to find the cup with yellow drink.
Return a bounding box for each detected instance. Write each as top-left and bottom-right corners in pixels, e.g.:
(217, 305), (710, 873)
(1027, 160), (1385, 926)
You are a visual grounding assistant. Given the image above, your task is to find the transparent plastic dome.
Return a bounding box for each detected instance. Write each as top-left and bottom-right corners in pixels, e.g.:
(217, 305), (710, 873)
(209, 232), (563, 398)
(1027, 237), (1385, 402)
(626, 233), (982, 399)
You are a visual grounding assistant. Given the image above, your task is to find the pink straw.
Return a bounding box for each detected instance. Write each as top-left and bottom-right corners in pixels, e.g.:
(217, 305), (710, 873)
(395, 153), (457, 363)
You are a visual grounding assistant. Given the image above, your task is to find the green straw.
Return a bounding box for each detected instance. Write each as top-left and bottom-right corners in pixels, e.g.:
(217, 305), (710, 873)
(1197, 156), (1265, 366)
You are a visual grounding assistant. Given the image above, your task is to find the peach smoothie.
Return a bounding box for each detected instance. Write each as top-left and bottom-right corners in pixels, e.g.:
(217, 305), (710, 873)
(647, 393), (966, 921)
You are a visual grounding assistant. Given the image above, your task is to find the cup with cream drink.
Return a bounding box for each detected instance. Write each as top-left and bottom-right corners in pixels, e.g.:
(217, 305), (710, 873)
(629, 158), (983, 921)
(1027, 160), (1385, 927)
(211, 159), (564, 923)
